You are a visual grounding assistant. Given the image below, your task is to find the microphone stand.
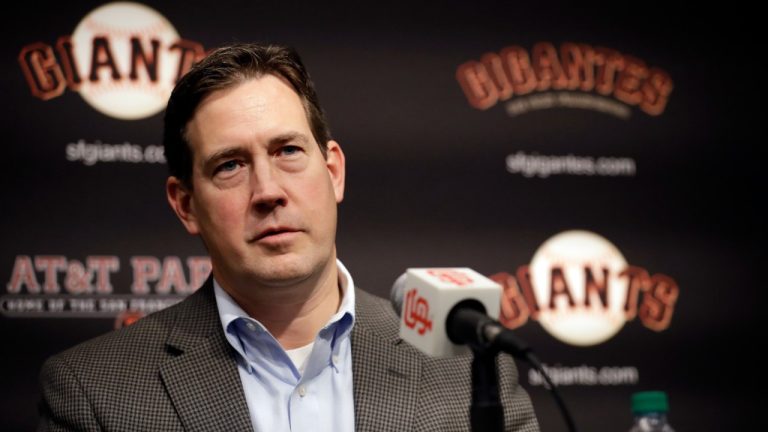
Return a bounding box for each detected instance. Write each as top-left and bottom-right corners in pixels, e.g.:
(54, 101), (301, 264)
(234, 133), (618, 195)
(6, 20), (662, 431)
(450, 302), (578, 432)
(469, 344), (504, 432)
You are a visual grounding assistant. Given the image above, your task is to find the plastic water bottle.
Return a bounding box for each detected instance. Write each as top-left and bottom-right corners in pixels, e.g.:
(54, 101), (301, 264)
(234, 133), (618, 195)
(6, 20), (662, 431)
(628, 391), (675, 432)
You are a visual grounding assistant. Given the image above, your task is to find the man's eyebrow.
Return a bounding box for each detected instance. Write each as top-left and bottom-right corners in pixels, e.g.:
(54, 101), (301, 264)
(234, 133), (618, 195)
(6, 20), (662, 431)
(202, 146), (248, 168)
(269, 132), (310, 146)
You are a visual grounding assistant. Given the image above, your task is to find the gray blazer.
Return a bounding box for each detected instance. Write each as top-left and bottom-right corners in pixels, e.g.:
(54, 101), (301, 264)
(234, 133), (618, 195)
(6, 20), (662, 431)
(39, 279), (540, 431)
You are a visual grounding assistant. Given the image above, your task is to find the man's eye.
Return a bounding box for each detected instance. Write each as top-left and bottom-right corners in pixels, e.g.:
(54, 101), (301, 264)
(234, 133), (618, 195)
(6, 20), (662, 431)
(216, 160), (240, 173)
(279, 145), (301, 156)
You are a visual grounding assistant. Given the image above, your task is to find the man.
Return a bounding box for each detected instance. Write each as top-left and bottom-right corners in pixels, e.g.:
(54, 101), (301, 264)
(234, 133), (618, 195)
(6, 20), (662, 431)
(38, 43), (540, 431)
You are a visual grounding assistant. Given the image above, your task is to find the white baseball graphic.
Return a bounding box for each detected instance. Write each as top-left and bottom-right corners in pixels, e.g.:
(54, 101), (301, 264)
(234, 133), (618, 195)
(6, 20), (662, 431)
(529, 230), (629, 346)
(72, 2), (181, 120)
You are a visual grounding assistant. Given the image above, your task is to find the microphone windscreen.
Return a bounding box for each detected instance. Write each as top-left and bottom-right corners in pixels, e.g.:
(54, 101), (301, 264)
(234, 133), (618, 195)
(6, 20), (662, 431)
(390, 272), (407, 317)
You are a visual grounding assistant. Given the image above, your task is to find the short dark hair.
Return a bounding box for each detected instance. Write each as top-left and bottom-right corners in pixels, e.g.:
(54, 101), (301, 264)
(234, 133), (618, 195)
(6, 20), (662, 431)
(163, 43), (332, 188)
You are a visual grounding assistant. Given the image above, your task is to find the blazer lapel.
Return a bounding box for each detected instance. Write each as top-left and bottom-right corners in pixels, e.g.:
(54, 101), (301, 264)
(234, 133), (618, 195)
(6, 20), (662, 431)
(159, 279), (253, 432)
(353, 289), (422, 432)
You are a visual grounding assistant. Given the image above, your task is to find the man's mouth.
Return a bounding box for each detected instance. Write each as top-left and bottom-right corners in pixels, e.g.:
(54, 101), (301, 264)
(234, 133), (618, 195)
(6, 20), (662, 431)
(254, 227), (300, 241)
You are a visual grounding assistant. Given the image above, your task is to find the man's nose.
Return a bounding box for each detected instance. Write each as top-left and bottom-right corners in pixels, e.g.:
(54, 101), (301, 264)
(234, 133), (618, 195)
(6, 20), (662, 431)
(249, 161), (287, 212)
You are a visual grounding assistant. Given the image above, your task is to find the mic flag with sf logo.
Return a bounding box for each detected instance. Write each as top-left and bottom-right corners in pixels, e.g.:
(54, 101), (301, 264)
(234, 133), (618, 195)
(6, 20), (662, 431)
(392, 268), (501, 357)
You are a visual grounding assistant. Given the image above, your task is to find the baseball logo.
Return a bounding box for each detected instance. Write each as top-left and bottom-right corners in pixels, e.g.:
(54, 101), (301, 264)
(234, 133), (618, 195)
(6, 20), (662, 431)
(71, 2), (181, 120)
(529, 230), (629, 346)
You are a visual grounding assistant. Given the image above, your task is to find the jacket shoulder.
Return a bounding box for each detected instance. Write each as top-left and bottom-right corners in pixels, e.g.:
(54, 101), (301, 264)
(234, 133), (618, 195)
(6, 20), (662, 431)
(43, 281), (217, 369)
(354, 288), (402, 342)
(44, 296), (181, 369)
(37, 287), (215, 431)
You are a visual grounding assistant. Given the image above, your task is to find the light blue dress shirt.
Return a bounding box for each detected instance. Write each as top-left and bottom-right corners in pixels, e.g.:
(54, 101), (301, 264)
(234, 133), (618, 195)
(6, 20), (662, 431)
(213, 260), (356, 432)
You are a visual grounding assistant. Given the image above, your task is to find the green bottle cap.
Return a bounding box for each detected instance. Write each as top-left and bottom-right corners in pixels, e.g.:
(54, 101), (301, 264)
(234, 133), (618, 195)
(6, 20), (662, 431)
(631, 391), (669, 414)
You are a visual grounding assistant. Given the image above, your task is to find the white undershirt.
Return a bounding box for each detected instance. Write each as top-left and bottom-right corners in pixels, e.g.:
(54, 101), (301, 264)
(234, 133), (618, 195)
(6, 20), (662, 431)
(285, 341), (315, 375)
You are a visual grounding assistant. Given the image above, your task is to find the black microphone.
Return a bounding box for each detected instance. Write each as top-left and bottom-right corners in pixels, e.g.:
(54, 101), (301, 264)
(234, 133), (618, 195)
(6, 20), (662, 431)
(446, 299), (532, 358)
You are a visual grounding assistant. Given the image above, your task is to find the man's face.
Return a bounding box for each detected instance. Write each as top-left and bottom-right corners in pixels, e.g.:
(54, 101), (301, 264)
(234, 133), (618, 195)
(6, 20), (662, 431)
(166, 74), (345, 292)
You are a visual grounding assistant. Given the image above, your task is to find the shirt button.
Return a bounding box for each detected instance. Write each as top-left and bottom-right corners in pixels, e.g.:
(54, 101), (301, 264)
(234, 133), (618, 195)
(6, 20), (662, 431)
(332, 355), (340, 365)
(245, 322), (257, 331)
(298, 386), (307, 397)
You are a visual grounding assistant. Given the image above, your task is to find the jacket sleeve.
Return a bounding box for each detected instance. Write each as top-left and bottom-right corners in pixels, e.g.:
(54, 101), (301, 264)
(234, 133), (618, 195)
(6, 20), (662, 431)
(38, 355), (102, 432)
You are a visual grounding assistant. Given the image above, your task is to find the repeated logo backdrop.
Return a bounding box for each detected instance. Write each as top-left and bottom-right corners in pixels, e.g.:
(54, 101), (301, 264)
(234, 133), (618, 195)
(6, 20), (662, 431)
(2, 2), (760, 431)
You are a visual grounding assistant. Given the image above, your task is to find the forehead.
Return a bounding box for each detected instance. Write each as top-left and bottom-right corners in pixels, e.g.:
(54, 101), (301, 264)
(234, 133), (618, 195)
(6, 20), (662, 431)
(185, 74), (312, 156)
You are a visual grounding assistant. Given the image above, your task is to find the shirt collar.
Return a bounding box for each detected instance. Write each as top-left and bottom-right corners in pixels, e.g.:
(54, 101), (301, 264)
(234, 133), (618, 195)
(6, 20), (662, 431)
(213, 258), (356, 348)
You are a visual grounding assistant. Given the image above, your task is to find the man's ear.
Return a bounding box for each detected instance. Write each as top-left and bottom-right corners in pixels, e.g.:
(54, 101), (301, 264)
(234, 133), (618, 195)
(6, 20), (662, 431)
(166, 176), (200, 235)
(325, 140), (345, 203)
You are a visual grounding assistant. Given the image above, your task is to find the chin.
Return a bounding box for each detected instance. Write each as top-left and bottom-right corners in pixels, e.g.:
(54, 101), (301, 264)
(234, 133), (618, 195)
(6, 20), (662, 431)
(247, 258), (317, 287)
(224, 249), (335, 290)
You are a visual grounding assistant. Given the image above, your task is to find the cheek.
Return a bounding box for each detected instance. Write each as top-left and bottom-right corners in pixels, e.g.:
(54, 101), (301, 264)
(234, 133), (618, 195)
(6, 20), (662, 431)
(312, 183), (338, 238)
(293, 174), (337, 228)
(197, 190), (248, 230)
(306, 176), (336, 211)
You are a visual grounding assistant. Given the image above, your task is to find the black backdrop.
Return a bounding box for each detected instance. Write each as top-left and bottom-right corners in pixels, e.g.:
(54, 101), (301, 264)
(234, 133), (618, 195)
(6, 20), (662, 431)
(2, 1), (761, 431)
